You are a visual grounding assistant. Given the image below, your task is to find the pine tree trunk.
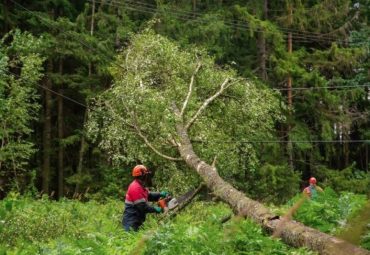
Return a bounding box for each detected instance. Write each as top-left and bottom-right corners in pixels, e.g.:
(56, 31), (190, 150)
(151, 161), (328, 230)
(76, 112), (87, 194)
(3, 0), (9, 34)
(257, 0), (268, 81)
(287, 6), (294, 170)
(57, 60), (64, 198)
(366, 144), (368, 173)
(337, 142), (341, 169)
(366, 87), (369, 173)
(76, 2), (95, 194)
(88, 0), (95, 75)
(344, 133), (349, 167)
(42, 60), (53, 194)
(173, 112), (369, 255)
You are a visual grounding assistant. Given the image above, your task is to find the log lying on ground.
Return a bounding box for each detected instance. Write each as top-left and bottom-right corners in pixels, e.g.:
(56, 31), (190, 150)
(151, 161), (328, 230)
(175, 120), (370, 255)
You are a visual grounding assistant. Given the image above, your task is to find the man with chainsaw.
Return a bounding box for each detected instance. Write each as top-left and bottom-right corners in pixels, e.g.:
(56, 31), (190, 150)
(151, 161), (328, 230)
(303, 177), (323, 200)
(122, 164), (170, 231)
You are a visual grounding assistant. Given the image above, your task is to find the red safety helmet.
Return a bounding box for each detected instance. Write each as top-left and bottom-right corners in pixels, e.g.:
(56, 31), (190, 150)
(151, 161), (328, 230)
(132, 165), (150, 177)
(309, 177), (317, 185)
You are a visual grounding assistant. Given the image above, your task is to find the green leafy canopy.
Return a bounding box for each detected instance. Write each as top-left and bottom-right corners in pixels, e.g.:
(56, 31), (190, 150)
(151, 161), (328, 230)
(87, 29), (283, 190)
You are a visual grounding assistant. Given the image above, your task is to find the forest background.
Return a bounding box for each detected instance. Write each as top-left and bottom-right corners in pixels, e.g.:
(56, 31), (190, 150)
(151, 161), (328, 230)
(0, 0), (369, 203)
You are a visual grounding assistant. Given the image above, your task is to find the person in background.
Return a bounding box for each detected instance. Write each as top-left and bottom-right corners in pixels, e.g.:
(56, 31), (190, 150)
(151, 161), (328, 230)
(303, 177), (323, 199)
(122, 164), (169, 231)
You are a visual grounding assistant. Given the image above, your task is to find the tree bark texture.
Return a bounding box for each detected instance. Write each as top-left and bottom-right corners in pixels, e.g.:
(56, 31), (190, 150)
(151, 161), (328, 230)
(174, 115), (369, 255)
(42, 60), (53, 194)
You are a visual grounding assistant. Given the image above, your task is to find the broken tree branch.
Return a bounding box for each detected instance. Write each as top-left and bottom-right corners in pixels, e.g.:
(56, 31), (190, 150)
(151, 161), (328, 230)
(185, 78), (231, 130)
(107, 102), (182, 161)
(106, 102), (136, 130)
(220, 214), (233, 224)
(211, 155), (217, 168)
(130, 110), (183, 161)
(136, 130), (183, 161)
(180, 62), (202, 117)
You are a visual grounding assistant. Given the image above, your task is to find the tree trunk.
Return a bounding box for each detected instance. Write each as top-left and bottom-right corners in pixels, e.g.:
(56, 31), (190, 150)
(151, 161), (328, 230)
(192, 0), (197, 18)
(76, 112), (87, 194)
(337, 141), (341, 169)
(287, 6), (294, 170)
(76, 1), (95, 194)
(88, 0), (95, 76)
(257, 0), (268, 81)
(344, 133), (349, 167)
(173, 108), (369, 255)
(366, 144), (368, 173)
(42, 60), (53, 194)
(3, 0), (9, 34)
(57, 60), (64, 198)
(364, 85), (369, 172)
(257, 34), (267, 81)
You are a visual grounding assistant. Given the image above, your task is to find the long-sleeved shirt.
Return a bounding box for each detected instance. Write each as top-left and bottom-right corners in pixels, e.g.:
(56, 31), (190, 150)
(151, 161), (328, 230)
(122, 179), (160, 231)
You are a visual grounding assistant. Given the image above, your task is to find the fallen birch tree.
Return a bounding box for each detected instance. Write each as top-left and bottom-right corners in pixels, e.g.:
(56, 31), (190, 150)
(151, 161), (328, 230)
(87, 30), (370, 255)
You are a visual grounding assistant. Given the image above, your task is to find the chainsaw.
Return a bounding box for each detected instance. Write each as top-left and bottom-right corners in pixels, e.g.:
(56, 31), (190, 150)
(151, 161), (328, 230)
(157, 196), (177, 212)
(157, 188), (198, 213)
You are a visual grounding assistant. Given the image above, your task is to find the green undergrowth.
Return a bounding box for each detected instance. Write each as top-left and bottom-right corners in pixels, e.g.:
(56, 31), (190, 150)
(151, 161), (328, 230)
(0, 195), (139, 254)
(284, 188), (367, 234)
(144, 202), (315, 255)
(0, 195), (317, 255)
(1, 190), (368, 254)
(270, 188), (369, 250)
(361, 232), (370, 250)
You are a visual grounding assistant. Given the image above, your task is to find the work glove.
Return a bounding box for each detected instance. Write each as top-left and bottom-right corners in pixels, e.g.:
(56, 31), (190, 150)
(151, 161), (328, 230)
(154, 206), (162, 213)
(160, 191), (169, 198)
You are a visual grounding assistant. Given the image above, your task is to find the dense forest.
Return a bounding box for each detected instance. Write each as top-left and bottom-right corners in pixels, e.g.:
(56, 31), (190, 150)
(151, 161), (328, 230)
(0, 0), (369, 254)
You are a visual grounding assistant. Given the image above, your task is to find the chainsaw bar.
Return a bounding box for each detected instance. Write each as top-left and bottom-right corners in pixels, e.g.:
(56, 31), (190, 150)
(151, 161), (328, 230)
(167, 198), (178, 210)
(167, 188), (198, 210)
